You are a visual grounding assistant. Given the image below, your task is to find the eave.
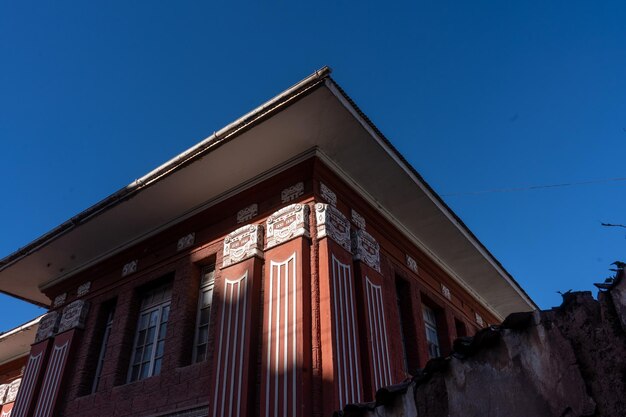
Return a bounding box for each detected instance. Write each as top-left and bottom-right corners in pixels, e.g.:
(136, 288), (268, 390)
(0, 67), (537, 319)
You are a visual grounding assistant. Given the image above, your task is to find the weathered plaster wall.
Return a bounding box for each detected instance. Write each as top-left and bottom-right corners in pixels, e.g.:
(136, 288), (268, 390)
(337, 272), (626, 417)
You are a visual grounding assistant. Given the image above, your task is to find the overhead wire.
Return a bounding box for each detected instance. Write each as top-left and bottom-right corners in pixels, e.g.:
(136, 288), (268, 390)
(442, 176), (626, 197)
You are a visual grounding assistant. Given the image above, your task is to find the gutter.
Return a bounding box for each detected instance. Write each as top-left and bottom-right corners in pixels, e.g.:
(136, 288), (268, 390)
(0, 67), (332, 292)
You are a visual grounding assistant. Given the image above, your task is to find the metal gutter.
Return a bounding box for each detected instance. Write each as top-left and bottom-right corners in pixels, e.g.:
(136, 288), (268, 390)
(0, 67), (333, 303)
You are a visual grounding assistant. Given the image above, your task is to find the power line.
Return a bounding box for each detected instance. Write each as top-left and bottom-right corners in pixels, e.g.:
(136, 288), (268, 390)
(442, 176), (626, 197)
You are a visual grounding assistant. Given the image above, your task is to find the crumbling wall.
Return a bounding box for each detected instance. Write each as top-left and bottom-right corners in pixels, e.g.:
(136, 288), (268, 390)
(336, 273), (626, 417)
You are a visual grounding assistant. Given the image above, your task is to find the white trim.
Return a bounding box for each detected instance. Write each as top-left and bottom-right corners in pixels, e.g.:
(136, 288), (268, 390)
(325, 80), (535, 316)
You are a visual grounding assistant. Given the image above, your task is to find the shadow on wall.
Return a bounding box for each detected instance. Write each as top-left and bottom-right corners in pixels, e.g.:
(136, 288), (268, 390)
(335, 267), (626, 417)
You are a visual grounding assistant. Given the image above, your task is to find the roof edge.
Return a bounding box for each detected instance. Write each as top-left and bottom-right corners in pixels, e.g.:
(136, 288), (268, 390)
(323, 77), (537, 311)
(0, 67), (333, 306)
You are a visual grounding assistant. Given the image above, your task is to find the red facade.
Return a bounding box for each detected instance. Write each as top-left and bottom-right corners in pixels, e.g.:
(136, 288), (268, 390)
(10, 159), (500, 417)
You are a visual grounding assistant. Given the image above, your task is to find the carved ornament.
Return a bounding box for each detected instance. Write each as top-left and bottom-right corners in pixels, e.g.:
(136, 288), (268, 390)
(5, 379), (20, 403)
(266, 204), (310, 249)
(441, 284), (451, 300)
(281, 182), (304, 203)
(177, 233), (195, 251)
(122, 260), (138, 277)
(58, 300), (90, 333)
(351, 229), (381, 272)
(222, 224), (264, 268)
(53, 293), (66, 307)
(237, 204), (258, 224)
(406, 255), (418, 273)
(351, 209), (366, 230)
(320, 183), (337, 206)
(35, 311), (60, 343)
(0, 384), (7, 404)
(77, 281), (91, 297)
(315, 203), (351, 253)
(475, 312), (484, 327)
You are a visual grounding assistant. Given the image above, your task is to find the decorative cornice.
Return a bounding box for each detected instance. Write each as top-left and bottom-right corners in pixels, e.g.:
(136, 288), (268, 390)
(77, 281), (91, 297)
(122, 260), (138, 277)
(315, 203), (351, 253)
(351, 229), (381, 272)
(222, 224), (264, 268)
(58, 300), (89, 333)
(52, 293), (67, 307)
(266, 203), (310, 249)
(35, 312), (60, 343)
(177, 232), (195, 251)
(237, 203), (258, 224)
(320, 183), (337, 206)
(351, 209), (366, 230)
(281, 182), (304, 203)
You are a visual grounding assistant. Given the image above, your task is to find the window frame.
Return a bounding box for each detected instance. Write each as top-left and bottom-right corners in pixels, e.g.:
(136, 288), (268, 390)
(422, 304), (441, 359)
(91, 303), (116, 393)
(192, 264), (216, 364)
(127, 283), (172, 383)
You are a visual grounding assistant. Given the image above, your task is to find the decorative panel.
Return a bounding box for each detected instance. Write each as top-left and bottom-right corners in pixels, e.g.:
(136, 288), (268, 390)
(10, 352), (44, 417)
(266, 204), (310, 249)
(264, 253), (298, 417)
(331, 255), (362, 408)
(315, 203), (351, 252)
(212, 272), (249, 417)
(222, 224), (264, 268)
(365, 278), (392, 390)
(32, 340), (70, 417)
(351, 229), (381, 273)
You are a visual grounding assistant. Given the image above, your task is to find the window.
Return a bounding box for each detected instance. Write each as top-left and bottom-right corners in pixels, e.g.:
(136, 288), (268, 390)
(193, 265), (215, 363)
(128, 283), (172, 382)
(394, 276), (420, 372)
(92, 302), (116, 393)
(422, 305), (441, 358)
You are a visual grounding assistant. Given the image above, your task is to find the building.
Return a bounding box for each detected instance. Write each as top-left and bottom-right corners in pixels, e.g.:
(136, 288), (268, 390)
(0, 317), (42, 416)
(0, 67), (535, 417)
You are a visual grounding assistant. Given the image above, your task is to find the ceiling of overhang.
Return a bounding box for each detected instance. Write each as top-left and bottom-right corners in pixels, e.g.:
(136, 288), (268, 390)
(0, 82), (534, 318)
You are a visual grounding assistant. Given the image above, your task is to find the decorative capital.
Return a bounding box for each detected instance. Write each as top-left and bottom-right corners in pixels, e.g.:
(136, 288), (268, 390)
(351, 229), (381, 272)
(5, 379), (20, 403)
(406, 255), (418, 273)
(58, 300), (90, 333)
(315, 203), (351, 253)
(281, 182), (304, 204)
(122, 260), (138, 277)
(53, 293), (67, 307)
(177, 232), (195, 251)
(35, 312), (60, 343)
(77, 281), (91, 297)
(351, 209), (366, 230)
(266, 204), (310, 249)
(222, 224), (264, 268)
(320, 183), (337, 206)
(237, 204), (258, 224)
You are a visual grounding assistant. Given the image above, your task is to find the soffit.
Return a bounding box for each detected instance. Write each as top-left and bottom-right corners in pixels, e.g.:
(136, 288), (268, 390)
(0, 82), (534, 318)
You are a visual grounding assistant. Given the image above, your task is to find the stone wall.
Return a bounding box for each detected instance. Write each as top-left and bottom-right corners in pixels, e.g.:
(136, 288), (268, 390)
(336, 271), (626, 417)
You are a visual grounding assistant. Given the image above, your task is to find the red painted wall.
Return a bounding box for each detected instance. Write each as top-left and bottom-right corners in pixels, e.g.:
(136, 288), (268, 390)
(22, 157), (500, 417)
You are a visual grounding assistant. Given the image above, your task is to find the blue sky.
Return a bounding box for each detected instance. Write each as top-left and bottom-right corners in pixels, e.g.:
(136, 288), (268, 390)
(2, 1), (626, 332)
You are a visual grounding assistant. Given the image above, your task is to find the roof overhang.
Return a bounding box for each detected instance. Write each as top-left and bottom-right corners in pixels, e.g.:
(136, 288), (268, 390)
(0, 315), (42, 366)
(0, 67), (536, 318)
